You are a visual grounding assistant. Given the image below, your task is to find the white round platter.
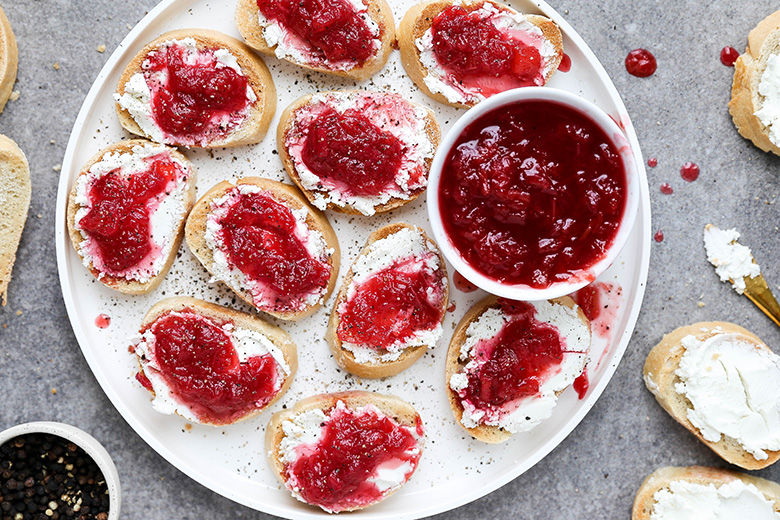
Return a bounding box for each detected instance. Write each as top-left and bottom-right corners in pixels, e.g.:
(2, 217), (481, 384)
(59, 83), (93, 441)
(55, 0), (651, 518)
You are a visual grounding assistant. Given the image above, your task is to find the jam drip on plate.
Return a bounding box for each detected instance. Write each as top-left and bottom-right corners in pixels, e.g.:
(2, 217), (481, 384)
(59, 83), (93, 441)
(145, 42), (251, 142)
(288, 404), (420, 512)
(258, 0), (377, 66)
(146, 311), (279, 424)
(79, 156), (181, 275)
(431, 4), (545, 98)
(301, 106), (403, 198)
(217, 191), (330, 311)
(439, 100), (627, 288)
(337, 256), (444, 349)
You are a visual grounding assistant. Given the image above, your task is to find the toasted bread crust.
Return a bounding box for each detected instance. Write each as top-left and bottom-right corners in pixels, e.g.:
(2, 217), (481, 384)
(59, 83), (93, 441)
(643, 321), (780, 470)
(236, 0), (396, 81)
(265, 391), (422, 512)
(445, 295), (588, 443)
(632, 466), (780, 519)
(325, 223), (449, 378)
(729, 11), (780, 155)
(277, 90), (441, 215)
(135, 296), (298, 426)
(115, 29), (276, 148)
(0, 134), (29, 305)
(0, 7), (18, 114)
(398, 0), (563, 109)
(65, 139), (195, 295)
(184, 177), (340, 321)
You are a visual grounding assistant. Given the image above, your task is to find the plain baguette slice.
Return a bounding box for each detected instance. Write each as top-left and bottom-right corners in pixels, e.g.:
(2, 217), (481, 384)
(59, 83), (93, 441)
(632, 466), (780, 519)
(277, 90), (441, 215)
(398, 0), (563, 109)
(266, 391), (423, 512)
(235, 0), (395, 81)
(115, 29), (276, 148)
(135, 296), (298, 426)
(643, 321), (780, 470)
(326, 223), (449, 378)
(66, 139), (196, 295)
(0, 135), (29, 305)
(0, 7), (17, 114)
(184, 177), (340, 321)
(445, 295), (588, 443)
(730, 11), (780, 155)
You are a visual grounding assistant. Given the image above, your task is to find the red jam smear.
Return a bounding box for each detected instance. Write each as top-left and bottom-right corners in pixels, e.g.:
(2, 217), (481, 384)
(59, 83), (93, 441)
(573, 370), (589, 399)
(337, 256), (444, 349)
(625, 49), (656, 77)
(558, 53), (572, 73)
(289, 404), (420, 512)
(439, 100), (627, 288)
(301, 106), (403, 198)
(257, 0), (376, 65)
(146, 311), (279, 424)
(453, 271), (478, 293)
(573, 281), (622, 341)
(145, 42), (251, 142)
(217, 190), (330, 310)
(79, 156), (181, 274)
(460, 300), (567, 409)
(721, 46), (739, 67)
(431, 4), (547, 98)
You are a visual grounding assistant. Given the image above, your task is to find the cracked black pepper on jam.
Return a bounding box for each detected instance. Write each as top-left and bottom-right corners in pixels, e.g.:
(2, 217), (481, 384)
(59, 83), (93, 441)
(0, 433), (110, 520)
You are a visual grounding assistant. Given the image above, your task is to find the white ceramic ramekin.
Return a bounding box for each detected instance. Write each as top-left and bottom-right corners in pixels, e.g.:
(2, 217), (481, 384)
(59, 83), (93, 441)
(0, 422), (121, 520)
(427, 87), (640, 301)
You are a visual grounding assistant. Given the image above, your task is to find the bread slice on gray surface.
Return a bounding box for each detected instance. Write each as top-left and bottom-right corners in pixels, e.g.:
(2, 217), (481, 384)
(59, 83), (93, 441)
(0, 134), (29, 305)
(632, 466), (780, 519)
(235, 0), (395, 81)
(643, 321), (780, 470)
(115, 29), (276, 148)
(0, 7), (18, 114)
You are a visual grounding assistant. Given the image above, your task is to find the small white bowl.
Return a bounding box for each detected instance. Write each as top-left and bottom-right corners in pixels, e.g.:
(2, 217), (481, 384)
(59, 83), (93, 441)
(0, 422), (121, 519)
(427, 87), (640, 301)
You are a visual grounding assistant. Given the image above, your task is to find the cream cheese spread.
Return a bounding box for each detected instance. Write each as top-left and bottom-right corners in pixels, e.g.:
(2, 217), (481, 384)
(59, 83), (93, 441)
(703, 225), (760, 294)
(756, 53), (780, 147)
(650, 479), (780, 520)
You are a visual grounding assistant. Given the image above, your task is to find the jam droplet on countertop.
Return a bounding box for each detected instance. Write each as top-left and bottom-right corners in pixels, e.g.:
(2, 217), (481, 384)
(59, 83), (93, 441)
(439, 100), (627, 289)
(145, 311), (280, 425)
(558, 53), (572, 72)
(647, 157), (658, 168)
(680, 162), (700, 182)
(453, 271), (478, 293)
(625, 49), (657, 77)
(720, 46), (739, 67)
(95, 314), (111, 329)
(573, 370), (589, 399)
(654, 230), (664, 242)
(257, 0), (376, 64)
(337, 256), (445, 349)
(660, 183), (673, 195)
(288, 404), (421, 512)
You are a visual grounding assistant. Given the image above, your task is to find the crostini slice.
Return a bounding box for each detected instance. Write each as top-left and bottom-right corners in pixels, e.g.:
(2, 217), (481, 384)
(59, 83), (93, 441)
(0, 134), (29, 305)
(0, 7), (18, 114)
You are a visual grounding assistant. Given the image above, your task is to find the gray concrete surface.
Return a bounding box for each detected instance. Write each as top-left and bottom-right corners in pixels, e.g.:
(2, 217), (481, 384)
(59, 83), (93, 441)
(1, 0), (779, 518)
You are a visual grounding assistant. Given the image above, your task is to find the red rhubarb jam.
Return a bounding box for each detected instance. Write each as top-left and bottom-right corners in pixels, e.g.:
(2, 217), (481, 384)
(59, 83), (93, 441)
(287, 402), (421, 512)
(337, 256), (445, 349)
(302, 106), (403, 197)
(212, 187), (331, 312)
(78, 154), (186, 277)
(429, 3), (552, 102)
(257, 0), (378, 67)
(141, 310), (281, 425)
(439, 100), (628, 288)
(143, 41), (252, 144)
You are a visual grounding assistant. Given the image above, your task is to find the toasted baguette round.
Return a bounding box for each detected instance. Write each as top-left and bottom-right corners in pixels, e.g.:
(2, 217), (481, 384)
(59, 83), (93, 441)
(729, 11), (780, 155)
(266, 391), (423, 512)
(236, 0), (395, 81)
(632, 466), (780, 519)
(184, 177), (340, 321)
(0, 135), (29, 306)
(398, 0), (563, 109)
(277, 90), (441, 215)
(326, 223), (449, 378)
(66, 139), (196, 295)
(445, 294), (588, 443)
(135, 296), (298, 426)
(643, 321), (780, 470)
(0, 7), (17, 114)
(115, 29), (276, 148)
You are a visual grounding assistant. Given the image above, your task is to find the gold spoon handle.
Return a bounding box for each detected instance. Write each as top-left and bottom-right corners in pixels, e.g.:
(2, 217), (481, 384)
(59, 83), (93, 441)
(743, 274), (780, 328)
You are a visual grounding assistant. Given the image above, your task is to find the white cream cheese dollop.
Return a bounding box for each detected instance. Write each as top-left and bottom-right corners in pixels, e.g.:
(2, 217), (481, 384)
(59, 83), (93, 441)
(675, 329), (780, 460)
(703, 225), (760, 294)
(450, 300), (589, 433)
(650, 479), (780, 520)
(755, 53), (780, 147)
